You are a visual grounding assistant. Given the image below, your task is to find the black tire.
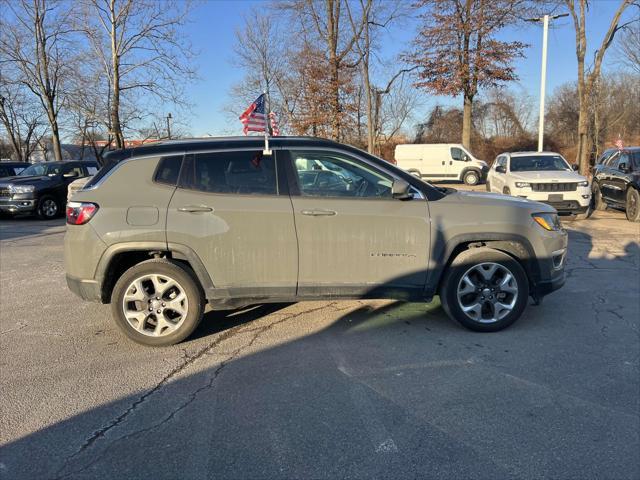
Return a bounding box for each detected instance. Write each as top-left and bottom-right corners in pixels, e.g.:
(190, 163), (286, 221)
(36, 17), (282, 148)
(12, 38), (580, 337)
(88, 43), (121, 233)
(626, 188), (640, 222)
(439, 247), (529, 332)
(463, 170), (480, 186)
(568, 204), (593, 221)
(592, 182), (607, 211)
(36, 195), (61, 220)
(111, 259), (205, 347)
(503, 187), (511, 195)
(485, 180), (491, 192)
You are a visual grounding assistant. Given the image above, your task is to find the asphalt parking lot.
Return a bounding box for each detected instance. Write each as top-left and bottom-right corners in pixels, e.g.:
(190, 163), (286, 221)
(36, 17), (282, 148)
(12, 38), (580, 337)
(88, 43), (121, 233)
(1, 197), (639, 479)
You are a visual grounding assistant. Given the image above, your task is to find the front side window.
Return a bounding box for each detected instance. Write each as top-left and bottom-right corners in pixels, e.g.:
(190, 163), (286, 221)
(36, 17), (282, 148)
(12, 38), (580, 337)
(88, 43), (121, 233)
(291, 151), (393, 198)
(181, 150), (277, 195)
(630, 152), (640, 171)
(451, 147), (464, 161)
(510, 155), (571, 172)
(19, 163), (62, 177)
(63, 164), (84, 177)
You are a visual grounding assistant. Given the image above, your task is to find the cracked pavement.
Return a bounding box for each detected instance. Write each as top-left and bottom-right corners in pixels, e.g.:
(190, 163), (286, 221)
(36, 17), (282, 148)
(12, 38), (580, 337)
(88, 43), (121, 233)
(0, 208), (638, 480)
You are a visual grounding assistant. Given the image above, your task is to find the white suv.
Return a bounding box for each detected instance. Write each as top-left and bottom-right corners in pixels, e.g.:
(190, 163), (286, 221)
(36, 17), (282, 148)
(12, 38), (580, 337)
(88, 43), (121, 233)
(486, 152), (592, 219)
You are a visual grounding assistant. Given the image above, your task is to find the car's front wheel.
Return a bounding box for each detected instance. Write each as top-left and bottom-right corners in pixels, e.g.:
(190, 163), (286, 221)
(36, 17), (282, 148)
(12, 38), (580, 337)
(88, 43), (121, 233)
(111, 259), (205, 346)
(463, 170), (480, 185)
(36, 195), (60, 220)
(626, 188), (640, 222)
(440, 247), (529, 332)
(592, 182), (607, 211)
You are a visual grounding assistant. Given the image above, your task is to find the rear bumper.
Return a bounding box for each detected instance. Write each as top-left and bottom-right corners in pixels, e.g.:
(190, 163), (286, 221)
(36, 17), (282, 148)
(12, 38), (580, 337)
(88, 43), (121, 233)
(66, 274), (102, 302)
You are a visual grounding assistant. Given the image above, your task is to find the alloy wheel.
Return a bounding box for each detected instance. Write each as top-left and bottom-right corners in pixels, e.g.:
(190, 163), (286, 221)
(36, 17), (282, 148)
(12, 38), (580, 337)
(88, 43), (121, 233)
(122, 274), (189, 337)
(41, 199), (58, 218)
(456, 262), (518, 324)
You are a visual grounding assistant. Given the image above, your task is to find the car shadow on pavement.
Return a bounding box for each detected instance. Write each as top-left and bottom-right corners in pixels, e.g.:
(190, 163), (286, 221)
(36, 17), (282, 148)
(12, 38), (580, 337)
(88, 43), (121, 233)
(0, 216), (66, 242)
(1, 229), (639, 480)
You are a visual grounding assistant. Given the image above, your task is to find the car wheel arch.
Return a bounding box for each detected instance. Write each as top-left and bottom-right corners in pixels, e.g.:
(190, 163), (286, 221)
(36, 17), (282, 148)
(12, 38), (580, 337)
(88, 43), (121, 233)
(428, 234), (539, 298)
(460, 167), (481, 182)
(96, 242), (215, 303)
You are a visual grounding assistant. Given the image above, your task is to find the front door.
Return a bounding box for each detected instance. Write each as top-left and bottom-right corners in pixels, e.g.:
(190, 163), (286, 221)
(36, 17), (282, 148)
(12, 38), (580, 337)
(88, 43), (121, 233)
(166, 149), (298, 299)
(285, 149), (430, 298)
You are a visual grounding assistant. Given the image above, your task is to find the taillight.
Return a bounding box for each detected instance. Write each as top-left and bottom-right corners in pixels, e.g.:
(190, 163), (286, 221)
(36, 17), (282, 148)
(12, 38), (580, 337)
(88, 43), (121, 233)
(66, 202), (99, 225)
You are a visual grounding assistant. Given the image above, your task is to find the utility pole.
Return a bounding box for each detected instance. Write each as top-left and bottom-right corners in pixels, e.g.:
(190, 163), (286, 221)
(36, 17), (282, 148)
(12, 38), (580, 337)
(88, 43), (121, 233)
(527, 13), (568, 152)
(166, 113), (172, 139)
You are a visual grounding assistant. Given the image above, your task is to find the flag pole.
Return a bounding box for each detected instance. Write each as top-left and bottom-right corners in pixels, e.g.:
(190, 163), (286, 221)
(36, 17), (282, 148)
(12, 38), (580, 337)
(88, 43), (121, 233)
(263, 88), (272, 156)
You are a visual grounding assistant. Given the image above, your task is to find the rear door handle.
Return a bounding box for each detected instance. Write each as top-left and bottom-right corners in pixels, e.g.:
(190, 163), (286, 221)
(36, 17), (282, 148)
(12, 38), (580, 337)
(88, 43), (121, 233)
(177, 205), (213, 213)
(300, 209), (337, 216)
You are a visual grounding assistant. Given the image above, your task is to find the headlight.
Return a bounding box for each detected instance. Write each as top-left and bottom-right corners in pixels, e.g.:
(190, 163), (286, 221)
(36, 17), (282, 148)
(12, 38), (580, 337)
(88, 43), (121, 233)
(578, 180), (589, 187)
(532, 212), (561, 231)
(515, 182), (531, 188)
(8, 185), (35, 194)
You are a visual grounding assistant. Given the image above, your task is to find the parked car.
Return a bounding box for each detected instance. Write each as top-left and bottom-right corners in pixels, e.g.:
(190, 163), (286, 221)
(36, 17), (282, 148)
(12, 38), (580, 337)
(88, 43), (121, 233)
(486, 151), (591, 220)
(394, 143), (488, 185)
(65, 137), (567, 346)
(0, 161), (99, 219)
(592, 147), (640, 222)
(0, 162), (30, 178)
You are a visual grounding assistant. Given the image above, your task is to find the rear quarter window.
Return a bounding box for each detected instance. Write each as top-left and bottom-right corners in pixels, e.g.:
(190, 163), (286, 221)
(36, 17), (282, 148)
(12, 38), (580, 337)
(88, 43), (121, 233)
(154, 155), (183, 185)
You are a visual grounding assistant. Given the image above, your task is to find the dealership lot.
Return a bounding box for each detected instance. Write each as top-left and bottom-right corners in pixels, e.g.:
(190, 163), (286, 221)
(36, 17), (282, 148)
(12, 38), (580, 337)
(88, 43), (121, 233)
(0, 204), (638, 479)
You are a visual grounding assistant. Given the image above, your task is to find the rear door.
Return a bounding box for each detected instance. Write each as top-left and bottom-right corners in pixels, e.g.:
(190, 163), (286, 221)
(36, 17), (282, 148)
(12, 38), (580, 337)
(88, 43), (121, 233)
(285, 149), (430, 297)
(166, 149), (298, 299)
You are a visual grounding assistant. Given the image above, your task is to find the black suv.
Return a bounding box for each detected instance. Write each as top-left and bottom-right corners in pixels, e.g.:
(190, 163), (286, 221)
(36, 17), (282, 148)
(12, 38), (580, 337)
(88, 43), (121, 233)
(0, 161), (99, 219)
(592, 147), (640, 222)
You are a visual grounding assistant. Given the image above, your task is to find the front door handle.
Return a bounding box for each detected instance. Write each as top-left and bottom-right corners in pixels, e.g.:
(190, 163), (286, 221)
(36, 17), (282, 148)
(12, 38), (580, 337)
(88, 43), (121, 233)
(300, 209), (337, 216)
(177, 205), (213, 213)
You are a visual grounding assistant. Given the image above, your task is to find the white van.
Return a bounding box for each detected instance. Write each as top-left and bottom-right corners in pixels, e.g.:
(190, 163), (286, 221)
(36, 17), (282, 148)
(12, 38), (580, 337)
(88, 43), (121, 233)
(394, 143), (489, 185)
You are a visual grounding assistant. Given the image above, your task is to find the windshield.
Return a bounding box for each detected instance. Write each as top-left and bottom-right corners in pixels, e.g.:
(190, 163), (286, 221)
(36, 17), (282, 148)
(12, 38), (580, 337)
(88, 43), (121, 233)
(510, 155), (571, 172)
(19, 164), (62, 177)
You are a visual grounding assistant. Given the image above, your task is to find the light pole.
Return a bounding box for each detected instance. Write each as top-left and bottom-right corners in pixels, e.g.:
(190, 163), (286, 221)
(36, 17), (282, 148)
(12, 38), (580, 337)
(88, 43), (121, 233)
(166, 113), (172, 139)
(527, 13), (568, 152)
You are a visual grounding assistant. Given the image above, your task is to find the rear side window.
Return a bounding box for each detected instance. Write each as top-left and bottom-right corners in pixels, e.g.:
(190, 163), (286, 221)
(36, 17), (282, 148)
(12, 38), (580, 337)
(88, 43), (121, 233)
(154, 155), (183, 185)
(180, 150), (277, 195)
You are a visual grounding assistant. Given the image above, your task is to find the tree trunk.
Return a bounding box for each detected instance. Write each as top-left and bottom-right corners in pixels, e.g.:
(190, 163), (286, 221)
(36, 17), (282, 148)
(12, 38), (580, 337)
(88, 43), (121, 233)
(46, 101), (63, 161)
(110, 0), (124, 149)
(462, 94), (473, 149)
(329, 58), (340, 141)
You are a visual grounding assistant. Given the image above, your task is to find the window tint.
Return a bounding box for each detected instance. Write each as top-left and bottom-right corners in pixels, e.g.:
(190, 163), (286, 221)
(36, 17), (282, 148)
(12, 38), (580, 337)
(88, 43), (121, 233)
(451, 147), (463, 161)
(154, 155), (183, 185)
(181, 150), (277, 195)
(603, 152), (619, 167)
(291, 151), (392, 198)
(630, 152), (640, 171)
(510, 155), (571, 172)
(63, 164), (84, 177)
(0, 166), (9, 177)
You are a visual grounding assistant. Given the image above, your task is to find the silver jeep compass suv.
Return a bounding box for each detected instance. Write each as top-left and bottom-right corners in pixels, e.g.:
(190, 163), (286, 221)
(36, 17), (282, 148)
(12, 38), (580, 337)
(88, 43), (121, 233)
(65, 137), (567, 346)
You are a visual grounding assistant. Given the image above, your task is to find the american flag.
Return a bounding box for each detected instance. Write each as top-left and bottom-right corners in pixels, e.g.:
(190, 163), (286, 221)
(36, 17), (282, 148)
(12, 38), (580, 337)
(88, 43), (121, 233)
(269, 112), (280, 136)
(615, 136), (624, 150)
(239, 94), (267, 135)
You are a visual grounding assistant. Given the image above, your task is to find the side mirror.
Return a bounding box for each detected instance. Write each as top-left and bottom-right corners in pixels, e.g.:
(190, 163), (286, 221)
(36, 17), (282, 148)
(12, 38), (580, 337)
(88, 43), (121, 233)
(571, 164), (579, 171)
(463, 154), (470, 162)
(495, 165), (506, 174)
(392, 178), (413, 200)
(618, 162), (628, 172)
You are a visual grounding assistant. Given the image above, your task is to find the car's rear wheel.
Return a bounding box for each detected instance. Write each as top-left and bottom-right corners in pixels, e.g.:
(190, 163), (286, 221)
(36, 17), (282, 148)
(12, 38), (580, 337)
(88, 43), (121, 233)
(592, 182), (607, 211)
(626, 188), (640, 222)
(111, 259), (204, 346)
(36, 195), (60, 220)
(440, 247), (529, 332)
(463, 170), (480, 185)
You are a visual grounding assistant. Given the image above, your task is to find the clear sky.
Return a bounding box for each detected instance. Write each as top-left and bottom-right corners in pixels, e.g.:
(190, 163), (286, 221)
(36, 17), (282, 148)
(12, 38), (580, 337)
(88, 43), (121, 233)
(186, 0), (636, 137)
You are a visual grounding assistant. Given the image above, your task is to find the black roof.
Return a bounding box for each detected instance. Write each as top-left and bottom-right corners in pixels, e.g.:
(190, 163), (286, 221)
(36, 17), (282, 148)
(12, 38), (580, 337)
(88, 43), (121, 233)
(103, 136), (349, 161)
(0, 161), (30, 166)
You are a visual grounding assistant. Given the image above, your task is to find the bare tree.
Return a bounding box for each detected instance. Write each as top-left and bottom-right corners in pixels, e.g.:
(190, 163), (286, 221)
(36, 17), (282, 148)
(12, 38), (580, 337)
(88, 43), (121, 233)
(615, 22), (640, 73)
(79, 0), (195, 149)
(0, 82), (48, 162)
(0, 0), (75, 161)
(563, 0), (634, 174)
